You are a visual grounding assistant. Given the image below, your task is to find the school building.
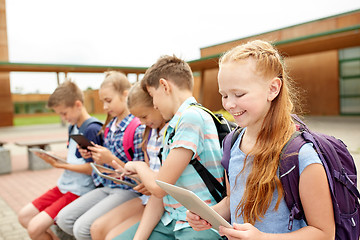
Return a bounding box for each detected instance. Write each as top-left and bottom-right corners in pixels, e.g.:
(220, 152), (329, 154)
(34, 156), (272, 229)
(0, 1), (359, 126)
(189, 9), (360, 116)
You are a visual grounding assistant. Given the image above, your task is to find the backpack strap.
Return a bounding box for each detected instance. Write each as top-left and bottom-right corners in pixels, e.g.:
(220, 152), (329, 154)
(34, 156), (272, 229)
(104, 127), (110, 139)
(68, 117), (103, 149)
(123, 117), (141, 161)
(192, 125), (241, 203)
(293, 115), (360, 198)
(159, 103), (230, 202)
(144, 128), (152, 163)
(189, 159), (225, 202)
(80, 117), (102, 134)
(189, 103), (236, 145)
(68, 117), (103, 139)
(221, 125), (306, 230)
(187, 104), (237, 202)
(187, 104), (228, 202)
(279, 132), (306, 230)
(221, 126), (242, 174)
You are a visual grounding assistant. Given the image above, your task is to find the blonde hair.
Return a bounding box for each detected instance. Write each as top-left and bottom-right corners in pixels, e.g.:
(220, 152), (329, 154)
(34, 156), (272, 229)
(100, 71), (131, 133)
(220, 40), (298, 224)
(47, 79), (84, 108)
(127, 82), (154, 158)
(127, 82), (153, 110)
(140, 55), (194, 91)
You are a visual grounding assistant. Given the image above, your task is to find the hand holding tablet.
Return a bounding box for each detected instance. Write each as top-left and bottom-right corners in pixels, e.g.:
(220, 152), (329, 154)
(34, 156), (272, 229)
(90, 163), (141, 188)
(29, 148), (67, 164)
(156, 180), (232, 231)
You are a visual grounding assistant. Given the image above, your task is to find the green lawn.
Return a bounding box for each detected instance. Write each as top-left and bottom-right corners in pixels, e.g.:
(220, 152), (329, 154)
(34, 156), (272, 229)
(14, 111), (232, 126)
(14, 114), (107, 126)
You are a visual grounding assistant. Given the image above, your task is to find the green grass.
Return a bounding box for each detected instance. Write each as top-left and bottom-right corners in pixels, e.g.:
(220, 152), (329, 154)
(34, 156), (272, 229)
(14, 112), (232, 126)
(14, 114), (107, 126)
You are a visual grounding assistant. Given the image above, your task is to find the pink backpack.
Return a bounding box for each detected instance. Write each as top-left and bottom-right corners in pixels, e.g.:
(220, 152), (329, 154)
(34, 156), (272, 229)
(104, 117), (141, 161)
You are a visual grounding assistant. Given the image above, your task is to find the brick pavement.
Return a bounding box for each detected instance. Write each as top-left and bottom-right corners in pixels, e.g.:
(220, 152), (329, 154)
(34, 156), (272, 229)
(0, 116), (358, 240)
(0, 168), (63, 240)
(0, 123), (66, 240)
(0, 197), (29, 240)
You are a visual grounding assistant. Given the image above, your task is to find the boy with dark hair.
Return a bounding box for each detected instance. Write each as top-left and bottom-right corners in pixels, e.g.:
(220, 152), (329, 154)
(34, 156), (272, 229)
(114, 55), (224, 240)
(18, 80), (103, 240)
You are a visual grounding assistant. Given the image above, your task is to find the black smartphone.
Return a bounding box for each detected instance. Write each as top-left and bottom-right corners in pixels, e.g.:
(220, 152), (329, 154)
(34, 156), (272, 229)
(70, 134), (93, 149)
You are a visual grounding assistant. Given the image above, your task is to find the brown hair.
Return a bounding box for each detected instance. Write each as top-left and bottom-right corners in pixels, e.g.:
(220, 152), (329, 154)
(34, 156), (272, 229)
(100, 71), (132, 133)
(127, 82), (154, 155)
(47, 80), (84, 108)
(220, 40), (298, 224)
(140, 55), (193, 91)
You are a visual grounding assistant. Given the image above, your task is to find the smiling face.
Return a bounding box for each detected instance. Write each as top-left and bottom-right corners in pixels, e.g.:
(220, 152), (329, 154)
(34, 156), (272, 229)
(99, 85), (127, 118)
(218, 59), (280, 130)
(130, 104), (164, 130)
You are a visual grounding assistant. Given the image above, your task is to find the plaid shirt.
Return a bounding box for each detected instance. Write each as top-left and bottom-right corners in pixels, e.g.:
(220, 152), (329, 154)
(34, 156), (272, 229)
(92, 114), (145, 189)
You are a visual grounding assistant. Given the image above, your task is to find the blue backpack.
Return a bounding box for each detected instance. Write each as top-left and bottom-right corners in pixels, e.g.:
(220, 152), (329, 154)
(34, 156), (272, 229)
(221, 115), (360, 240)
(68, 117), (103, 142)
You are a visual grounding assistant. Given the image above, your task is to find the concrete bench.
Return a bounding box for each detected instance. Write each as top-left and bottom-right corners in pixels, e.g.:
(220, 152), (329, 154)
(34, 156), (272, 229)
(0, 141), (11, 174)
(15, 138), (67, 170)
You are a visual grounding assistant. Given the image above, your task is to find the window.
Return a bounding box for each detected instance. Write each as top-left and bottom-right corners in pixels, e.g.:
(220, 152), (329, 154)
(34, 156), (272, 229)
(339, 47), (360, 115)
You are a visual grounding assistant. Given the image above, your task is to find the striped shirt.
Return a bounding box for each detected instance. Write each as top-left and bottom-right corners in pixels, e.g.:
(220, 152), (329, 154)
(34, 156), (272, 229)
(139, 125), (167, 204)
(92, 114), (145, 190)
(147, 126), (166, 172)
(160, 97), (223, 231)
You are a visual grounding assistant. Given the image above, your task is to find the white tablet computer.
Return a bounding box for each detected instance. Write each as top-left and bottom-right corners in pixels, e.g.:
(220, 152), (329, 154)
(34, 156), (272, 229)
(90, 163), (140, 188)
(29, 148), (67, 164)
(156, 180), (232, 231)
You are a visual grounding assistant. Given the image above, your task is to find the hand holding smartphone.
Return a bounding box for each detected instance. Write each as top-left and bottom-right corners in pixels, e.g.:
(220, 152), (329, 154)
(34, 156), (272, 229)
(70, 134), (94, 149)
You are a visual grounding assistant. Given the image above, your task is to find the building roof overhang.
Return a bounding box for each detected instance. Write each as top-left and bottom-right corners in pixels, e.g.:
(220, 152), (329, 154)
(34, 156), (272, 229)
(0, 25), (358, 74)
(0, 62), (148, 74)
(188, 24), (360, 72)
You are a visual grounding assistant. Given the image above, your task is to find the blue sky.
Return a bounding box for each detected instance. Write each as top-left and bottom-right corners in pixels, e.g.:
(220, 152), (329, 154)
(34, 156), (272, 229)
(5, 0), (360, 93)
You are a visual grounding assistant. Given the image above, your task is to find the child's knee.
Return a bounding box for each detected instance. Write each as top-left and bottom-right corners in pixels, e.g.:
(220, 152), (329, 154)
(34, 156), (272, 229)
(105, 232), (117, 240)
(90, 219), (105, 240)
(27, 219), (43, 239)
(55, 212), (74, 236)
(18, 208), (28, 227)
(18, 204), (36, 228)
(73, 219), (92, 240)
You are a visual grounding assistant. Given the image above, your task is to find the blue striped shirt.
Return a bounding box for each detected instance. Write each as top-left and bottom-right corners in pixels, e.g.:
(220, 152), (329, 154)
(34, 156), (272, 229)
(147, 127), (165, 172)
(139, 125), (167, 204)
(160, 97), (223, 231)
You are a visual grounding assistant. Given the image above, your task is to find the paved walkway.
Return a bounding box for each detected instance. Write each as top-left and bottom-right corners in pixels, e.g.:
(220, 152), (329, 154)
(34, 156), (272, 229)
(0, 116), (359, 239)
(0, 123), (66, 240)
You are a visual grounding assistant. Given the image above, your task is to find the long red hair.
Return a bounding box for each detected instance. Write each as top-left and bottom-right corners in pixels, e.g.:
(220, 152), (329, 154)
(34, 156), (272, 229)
(220, 40), (299, 224)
